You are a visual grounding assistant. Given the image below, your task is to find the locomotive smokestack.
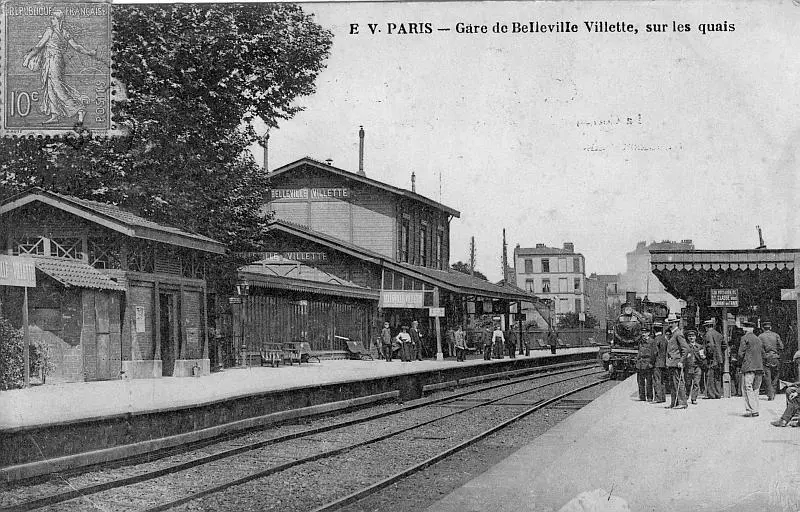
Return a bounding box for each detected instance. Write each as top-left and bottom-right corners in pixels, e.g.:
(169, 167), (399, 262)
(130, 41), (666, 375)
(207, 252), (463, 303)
(358, 126), (365, 176)
(626, 291), (637, 305)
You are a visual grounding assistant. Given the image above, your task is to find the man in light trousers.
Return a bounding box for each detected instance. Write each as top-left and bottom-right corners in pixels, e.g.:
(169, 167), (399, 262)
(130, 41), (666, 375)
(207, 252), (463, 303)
(738, 321), (767, 417)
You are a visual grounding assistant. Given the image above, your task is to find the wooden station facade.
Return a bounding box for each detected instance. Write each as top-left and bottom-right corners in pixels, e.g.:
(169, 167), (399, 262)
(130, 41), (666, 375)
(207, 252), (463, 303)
(0, 189), (225, 382)
(233, 158), (531, 357)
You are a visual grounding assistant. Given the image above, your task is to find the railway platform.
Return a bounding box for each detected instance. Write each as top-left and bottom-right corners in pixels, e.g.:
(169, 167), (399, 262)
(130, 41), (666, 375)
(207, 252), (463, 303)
(428, 375), (800, 512)
(0, 347), (597, 482)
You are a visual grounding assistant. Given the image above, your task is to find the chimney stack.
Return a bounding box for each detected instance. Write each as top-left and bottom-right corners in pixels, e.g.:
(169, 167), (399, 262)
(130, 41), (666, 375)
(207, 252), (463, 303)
(563, 242), (574, 253)
(411, 172), (416, 193)
(535, 243), (545, 249)
(325, 158), (333, 166)
(358, 126), (365, 176)
(261, 132), (270, 172)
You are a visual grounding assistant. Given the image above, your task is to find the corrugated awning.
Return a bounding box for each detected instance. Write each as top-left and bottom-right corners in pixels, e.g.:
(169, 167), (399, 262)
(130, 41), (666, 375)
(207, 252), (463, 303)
(651, 249), (798, 272)
(34, 257), (126, 291)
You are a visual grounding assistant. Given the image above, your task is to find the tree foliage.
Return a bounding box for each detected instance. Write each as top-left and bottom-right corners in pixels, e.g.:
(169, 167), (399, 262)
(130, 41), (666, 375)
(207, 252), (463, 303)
(451, 261), (487, 281)
(0, 3), (333, 257)
(557, 311), (599, 329)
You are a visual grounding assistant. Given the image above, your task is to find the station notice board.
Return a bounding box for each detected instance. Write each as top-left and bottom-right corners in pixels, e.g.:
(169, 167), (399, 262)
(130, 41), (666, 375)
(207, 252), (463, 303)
(711, 288), (738, 308)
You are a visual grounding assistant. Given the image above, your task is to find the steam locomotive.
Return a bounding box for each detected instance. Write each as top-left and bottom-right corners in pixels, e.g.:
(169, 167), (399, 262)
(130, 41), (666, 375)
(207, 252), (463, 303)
(599, 292), (669, 379)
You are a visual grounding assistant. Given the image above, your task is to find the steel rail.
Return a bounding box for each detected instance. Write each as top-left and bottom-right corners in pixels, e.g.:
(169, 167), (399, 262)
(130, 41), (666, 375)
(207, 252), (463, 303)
(312, 378), (609, 512)
(2, 362), (598, 512)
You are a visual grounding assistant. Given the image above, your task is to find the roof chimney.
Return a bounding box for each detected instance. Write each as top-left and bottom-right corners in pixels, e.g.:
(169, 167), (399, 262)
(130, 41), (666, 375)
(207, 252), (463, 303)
(563, 242), (574, 253)
(261, 132), (270, 172)
(358, 126), (365, 176)
(535, 243), (546, 249)
(411, 172), (416, 193)
(325, 158), (333, 166)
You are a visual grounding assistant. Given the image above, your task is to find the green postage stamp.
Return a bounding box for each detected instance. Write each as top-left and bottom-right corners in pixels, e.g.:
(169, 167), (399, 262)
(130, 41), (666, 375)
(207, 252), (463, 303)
(1, 1), (114, 137)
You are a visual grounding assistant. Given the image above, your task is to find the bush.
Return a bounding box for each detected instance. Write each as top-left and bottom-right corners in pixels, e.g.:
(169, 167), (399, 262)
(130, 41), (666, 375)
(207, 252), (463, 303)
(0, 317), (55, 389)
(0, 317), (24, 390)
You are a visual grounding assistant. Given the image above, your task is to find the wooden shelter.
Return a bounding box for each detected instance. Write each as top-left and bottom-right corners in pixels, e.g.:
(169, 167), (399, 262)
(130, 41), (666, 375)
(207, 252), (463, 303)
(0, 189), (225, 381)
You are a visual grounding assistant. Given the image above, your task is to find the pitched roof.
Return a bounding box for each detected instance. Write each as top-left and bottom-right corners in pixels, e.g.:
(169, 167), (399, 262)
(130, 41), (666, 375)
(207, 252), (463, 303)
(34, 257), (126, 291)
(0, 188), (225, 254)
(265, 220), (532, 301)
(268, 157), (460, 217)
(238, 256), (379, 300)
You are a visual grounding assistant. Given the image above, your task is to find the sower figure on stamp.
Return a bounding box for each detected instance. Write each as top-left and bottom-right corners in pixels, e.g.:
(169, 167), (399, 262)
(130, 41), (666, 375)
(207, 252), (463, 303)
(23, 10), (98, 125)
(635, 327), (655, 401)
(759, 319), (783, 400)
(702, 318), (723, 399)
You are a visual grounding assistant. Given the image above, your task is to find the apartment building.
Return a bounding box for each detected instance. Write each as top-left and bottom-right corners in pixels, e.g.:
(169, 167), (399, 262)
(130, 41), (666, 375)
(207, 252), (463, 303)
(513, 242), (587, 318)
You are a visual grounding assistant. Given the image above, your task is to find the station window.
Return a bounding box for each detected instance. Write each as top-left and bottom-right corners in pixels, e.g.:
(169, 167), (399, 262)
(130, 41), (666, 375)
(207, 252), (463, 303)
(436, 232), (443, 270)
(401, 220), (410, 263)
(419, 225), (427, 266)
(542, 279), (551, 293)
(541, 258), (550, 273)
(524, 259), (533, 274)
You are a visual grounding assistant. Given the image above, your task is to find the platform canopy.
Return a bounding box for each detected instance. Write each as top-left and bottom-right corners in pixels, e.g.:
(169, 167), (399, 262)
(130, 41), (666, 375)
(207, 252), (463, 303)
(650, 249), (799, 332)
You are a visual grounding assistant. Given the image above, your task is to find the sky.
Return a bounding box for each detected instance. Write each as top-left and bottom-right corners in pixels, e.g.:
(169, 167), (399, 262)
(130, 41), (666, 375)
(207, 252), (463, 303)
(137, 0), (800, 281)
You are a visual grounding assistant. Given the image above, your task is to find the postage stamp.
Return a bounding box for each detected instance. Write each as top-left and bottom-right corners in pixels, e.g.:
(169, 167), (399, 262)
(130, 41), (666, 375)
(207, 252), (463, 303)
(0, 1), (114, 137)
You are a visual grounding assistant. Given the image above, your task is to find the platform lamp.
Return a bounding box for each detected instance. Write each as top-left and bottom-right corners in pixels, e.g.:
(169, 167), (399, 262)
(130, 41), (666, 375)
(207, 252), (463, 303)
(236, 278), (250, 367)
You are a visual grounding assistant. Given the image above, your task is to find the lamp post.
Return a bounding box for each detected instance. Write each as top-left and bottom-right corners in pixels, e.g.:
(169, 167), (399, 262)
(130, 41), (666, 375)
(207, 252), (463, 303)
(236, 278), (250, 367)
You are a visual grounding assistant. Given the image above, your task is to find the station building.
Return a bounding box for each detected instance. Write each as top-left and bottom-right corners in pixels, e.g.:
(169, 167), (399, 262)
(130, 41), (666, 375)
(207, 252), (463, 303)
(233, 157), (531, 358)
(0, 189), (225, 382)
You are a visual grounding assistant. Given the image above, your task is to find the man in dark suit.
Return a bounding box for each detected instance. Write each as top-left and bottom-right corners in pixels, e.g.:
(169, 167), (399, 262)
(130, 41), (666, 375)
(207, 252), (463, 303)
(738, 321), (767, 417)
(652, 322), (668, 403)
(703, 319), (723, 399)
(759, 319), (783, 400)
(410, 320), (423, 361)
(665, 313), (689, 409)
(635, 327), (656, 401)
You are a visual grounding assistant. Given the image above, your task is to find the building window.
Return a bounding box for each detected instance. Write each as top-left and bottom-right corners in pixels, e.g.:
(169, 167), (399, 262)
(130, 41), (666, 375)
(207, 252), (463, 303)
(525, 279), (535, 292)
(559, 298), (569, 314)
(541, 259), (550, 273)
(401, 220), (410, 263)
(574, 277), (581, 291)
(12, 235), (46, 256)
(573, 257), (580, 273)
(558, 278), (568, 293)
(89, 237), (121, 269)
(436, 231), (443, 270)
(542, 279), (551, 293)
(558, 258), (567, 272)
(50, 237), (82, 260)
(419, 225), (427, 266)
(575, 298), (582, 313)
(524, 259), (533, 274)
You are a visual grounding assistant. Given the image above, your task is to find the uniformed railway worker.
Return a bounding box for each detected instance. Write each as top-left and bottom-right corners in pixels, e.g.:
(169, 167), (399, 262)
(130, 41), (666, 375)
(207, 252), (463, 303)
(665, 313), (689, 409)
(685, 330), (704, 404)
(758, 319), (783, 400)
(702, 319), (723, 399)
(652, 322), (668, 404)
(635, 327), (656, 401)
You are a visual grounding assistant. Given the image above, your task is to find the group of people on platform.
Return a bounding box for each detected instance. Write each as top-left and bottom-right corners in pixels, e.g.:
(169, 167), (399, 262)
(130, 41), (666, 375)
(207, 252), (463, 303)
(378, 321), (536, 363)
(634, 315), (796, 424)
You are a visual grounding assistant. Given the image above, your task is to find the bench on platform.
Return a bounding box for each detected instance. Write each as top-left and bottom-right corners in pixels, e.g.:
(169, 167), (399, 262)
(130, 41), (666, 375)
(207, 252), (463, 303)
(345, 340), (373, 361)
(282, 342), (302, 365)
(259, 343), (284, 367)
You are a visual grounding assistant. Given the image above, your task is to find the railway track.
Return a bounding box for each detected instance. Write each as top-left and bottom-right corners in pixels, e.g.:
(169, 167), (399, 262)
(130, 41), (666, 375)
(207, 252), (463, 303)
(0, 363), (605, 512)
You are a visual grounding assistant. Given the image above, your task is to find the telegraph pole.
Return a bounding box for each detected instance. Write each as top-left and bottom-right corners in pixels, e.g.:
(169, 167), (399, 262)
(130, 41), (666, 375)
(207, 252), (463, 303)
(469, 236), (476, 277)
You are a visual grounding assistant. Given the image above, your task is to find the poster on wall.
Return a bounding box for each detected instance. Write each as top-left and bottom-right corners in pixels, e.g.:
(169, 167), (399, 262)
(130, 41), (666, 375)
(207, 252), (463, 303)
(134, 306), (146, 333)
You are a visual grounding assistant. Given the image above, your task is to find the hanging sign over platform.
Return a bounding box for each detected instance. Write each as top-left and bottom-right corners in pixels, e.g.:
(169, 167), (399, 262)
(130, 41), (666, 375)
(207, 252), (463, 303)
(0, 255), (36, 287)
(710, 288), (738, 308)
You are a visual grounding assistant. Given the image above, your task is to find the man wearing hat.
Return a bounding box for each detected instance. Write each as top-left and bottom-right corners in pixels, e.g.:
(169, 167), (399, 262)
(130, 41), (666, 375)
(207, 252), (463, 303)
(685, 329), (704, 404)
(652, 322), (668, 403)
(665, 313), (689, 409)
(738, 321), (767, 417)
(703, 319), (724, 399)
(758, 319), (784, 400)
(635, 326), (656, 401)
